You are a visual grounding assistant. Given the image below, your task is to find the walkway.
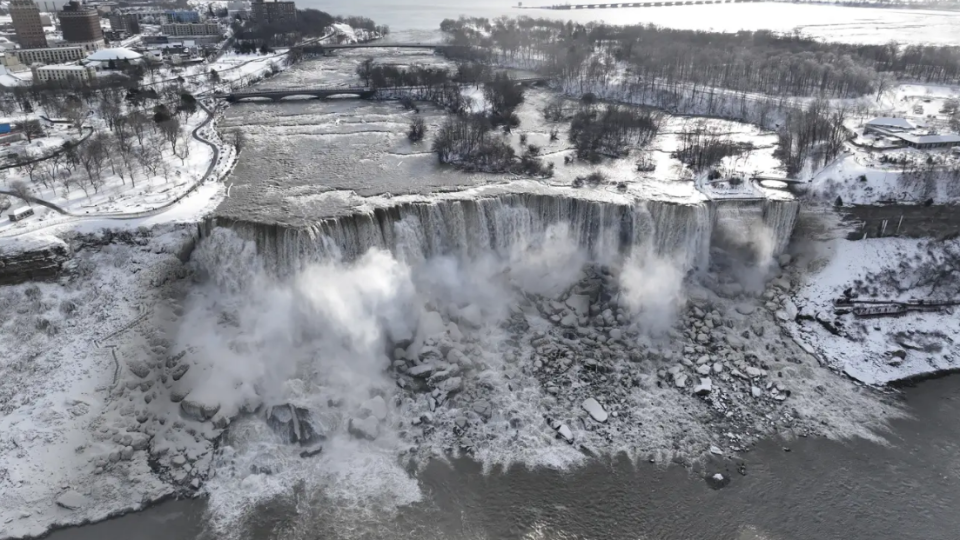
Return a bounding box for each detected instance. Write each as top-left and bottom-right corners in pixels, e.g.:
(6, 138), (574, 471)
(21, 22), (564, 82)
(0, 101), (227, 238)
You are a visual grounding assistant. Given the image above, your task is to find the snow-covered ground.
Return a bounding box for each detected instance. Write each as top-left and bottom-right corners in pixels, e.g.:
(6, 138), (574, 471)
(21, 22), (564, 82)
(788, 236), (960, 385)
(0, 226), (196, 539)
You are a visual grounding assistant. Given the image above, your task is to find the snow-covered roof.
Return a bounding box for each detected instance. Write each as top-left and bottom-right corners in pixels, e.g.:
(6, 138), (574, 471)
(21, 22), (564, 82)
(86, 48), (143, 61)
(866, 117), (919, 130)
(897, 133), (960, 145)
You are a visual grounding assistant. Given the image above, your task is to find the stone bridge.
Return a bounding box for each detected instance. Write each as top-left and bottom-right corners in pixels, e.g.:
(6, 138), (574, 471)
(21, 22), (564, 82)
(297, 42), (460, 55)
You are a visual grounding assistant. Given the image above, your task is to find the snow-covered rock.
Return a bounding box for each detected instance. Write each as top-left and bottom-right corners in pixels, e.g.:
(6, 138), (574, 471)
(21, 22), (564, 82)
(419, 311), (446, 338)
(55, 490), (90, 510)
(581, 397), (608, 423)
(348, 416), (380, 441)
(565, 294), (590, 317)
(457, 304), (483, 328)
(693, 377), (712, 396)
(362, 396), (388, 421)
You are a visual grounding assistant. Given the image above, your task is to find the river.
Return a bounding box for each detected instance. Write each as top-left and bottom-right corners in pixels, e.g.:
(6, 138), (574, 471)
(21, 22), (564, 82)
(47, 374), (960, 540)
(299, 0), (960, 46)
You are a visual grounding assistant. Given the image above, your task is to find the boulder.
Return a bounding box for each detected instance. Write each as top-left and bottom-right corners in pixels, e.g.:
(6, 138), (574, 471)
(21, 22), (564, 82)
(266, 404), (322, 446)
(348, 416), (380, 441)
(361, 396), (388, 421)
(565, 294), (590, 317)
(437, 376), (462, 394)
(675, 375), (689, 389)
(419, 311), (446, 338)
(55, 490), (90, 510)
(458, 304), (483, 329)
(581, 397), (608, 423)
(180, 398), (220, 422)
(693, 377), (712, 396)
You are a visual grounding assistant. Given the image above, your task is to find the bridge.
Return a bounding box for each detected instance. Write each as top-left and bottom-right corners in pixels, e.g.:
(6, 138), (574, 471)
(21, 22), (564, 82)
(225, 86), (376, 102)
(296, 42), (457, 55)
(223, 78), (552, 103)
(533, 0), (761, 9)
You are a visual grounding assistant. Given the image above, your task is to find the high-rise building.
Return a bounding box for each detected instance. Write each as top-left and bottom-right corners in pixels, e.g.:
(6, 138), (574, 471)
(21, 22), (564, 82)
(251, 0), (297, 27)
(10, 0), (48, 49)
(59, 1), (104, 44)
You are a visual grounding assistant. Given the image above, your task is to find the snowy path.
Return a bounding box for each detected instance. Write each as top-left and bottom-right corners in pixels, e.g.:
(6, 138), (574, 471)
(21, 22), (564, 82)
(0, 101), (227, 241)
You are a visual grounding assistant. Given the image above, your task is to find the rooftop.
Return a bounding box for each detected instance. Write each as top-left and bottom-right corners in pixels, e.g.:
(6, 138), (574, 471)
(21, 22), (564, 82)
(897, 133), (960, 145)
(866, 117), (922, 130)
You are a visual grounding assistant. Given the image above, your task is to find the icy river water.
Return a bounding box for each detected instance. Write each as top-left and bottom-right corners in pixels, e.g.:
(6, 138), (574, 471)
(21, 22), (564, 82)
(48, 374), (960, 540)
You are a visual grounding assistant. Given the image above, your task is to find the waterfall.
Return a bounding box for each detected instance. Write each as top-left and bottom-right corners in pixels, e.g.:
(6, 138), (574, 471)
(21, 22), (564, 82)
(201, 194), (799, 275)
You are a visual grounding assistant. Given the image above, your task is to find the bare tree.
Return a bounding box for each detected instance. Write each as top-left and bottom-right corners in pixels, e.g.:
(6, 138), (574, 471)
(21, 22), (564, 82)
(159, 118), (181, 153)
(8, 180), (33, 204)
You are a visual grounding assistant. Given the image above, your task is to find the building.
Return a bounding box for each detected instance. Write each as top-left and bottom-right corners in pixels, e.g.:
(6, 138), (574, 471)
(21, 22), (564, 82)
(84, 46), (142, 67)
(110, 8), (165, 24)
(59, 1), (104, 44)
(896, 133), (960, 150)
(9, 45), (87, 65)
(165, 10), (200, 23)
(31, 63), (96, 83)
(864, 117), (922, 135)
(160, 22), (220, 37)
(10, 0), (48, 48)
(108, 12), (140, 34)
(251, 0), (297, 26)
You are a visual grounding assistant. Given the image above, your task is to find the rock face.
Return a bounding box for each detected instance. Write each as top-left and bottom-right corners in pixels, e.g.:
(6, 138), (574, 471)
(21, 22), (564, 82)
(581, 397), (608, 423)
(0, 238), (71, 285)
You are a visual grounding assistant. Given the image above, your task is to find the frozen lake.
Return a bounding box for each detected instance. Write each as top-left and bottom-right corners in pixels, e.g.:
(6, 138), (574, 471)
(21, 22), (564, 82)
(302, 0), (960, 45)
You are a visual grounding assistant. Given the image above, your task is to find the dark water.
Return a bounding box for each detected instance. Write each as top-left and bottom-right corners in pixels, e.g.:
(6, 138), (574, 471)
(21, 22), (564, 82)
(49, 375), (960, 540)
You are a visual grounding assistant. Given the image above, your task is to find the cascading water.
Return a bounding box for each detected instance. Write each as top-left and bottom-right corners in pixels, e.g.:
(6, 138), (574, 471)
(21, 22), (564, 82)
(202, 193), (798, 275)
(201, 194), (740, 275)
(189, 192), (800, 537)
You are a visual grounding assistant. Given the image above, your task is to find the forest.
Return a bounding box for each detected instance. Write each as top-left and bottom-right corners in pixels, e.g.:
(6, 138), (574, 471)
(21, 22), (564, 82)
(441, 16), (960, 100)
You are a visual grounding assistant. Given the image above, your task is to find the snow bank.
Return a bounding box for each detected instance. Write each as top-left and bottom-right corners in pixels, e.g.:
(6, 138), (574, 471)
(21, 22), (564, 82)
(0, 227), (198, 539)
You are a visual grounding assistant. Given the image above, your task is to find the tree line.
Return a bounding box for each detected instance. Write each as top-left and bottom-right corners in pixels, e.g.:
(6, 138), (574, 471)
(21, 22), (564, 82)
(0, 79), (204, 202)
(441, 17), (960, 99)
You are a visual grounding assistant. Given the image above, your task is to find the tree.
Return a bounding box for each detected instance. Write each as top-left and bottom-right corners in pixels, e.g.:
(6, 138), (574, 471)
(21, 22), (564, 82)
(231, 129), (246, 153)
(208, 69), (221, 84)
(357, 57), (375, 86)
(8, 180), (32, 205)
(159, 118), (182, 153)
(129, 111), (149, 146)
(408, 117), (426, 142)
